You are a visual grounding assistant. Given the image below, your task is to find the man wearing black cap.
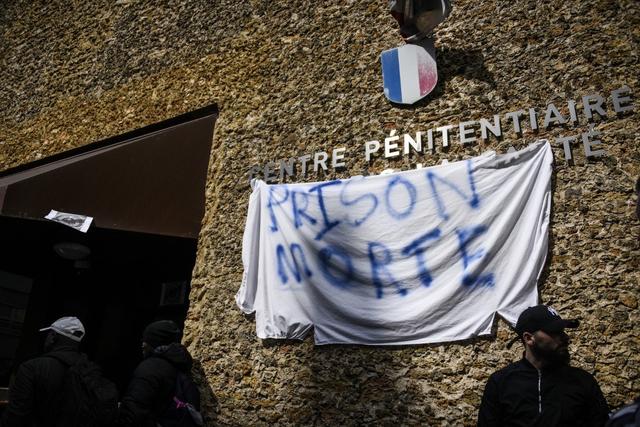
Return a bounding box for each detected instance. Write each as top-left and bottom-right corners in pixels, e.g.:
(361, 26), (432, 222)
(478, 305), (609, 426)
(117, 320), (200, 427)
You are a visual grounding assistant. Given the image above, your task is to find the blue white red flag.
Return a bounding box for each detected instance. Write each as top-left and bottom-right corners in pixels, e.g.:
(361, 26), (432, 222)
(381, 42), (438, 104)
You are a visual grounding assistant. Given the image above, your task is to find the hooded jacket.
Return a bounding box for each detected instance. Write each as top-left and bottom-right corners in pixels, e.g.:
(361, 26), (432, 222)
(1, 342), (82, 427)
(116, 343), (193, 427)
(478, 357), (609, 427)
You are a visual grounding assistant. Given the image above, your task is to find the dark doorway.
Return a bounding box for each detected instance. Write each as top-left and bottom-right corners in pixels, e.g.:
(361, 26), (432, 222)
(0, 106), (217, 415)
(0, 215), (198, 394)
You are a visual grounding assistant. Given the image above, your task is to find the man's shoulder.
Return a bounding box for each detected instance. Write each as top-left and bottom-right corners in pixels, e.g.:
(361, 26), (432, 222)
(487, 359), (536, 386)
(45, 350), (83, 364)
(564, 364), (595, 375)
(133, 356), (175, 378)
(561, 364), (600, 384)
(490, 359), (529, 377)
(16, 352), (75, 380)
(20, 354), (65, 369)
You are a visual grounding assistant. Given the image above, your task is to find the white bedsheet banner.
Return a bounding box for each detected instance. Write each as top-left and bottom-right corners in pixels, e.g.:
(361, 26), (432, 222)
(236, 141), (553, 345)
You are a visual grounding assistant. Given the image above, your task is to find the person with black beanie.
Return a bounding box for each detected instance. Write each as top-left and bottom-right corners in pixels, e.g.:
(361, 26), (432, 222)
(117, 320), (199, 427)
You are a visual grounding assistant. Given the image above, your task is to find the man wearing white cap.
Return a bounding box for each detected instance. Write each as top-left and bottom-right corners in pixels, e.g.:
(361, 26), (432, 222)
(2, 316), (85, 427)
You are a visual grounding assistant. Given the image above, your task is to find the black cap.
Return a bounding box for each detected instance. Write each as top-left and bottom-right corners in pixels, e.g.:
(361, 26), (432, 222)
(515, 305), (579, 337)
(143, 320), (182, 348)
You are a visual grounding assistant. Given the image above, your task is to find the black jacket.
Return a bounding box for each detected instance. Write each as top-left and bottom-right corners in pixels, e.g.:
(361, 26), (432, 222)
(1, 344), (81, 427)
(478, 358), (609, 427)
(117, 343), (193, 427)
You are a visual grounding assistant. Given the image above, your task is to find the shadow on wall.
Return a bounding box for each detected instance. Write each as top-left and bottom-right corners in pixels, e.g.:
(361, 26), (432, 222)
(311, 334), (509, 424)
(400, 47), (496, 108)
(192, 359), (219, 425)
(285, 326), (501, 425)
(536, 165), (558, 299)
(302, 345), (420, 426)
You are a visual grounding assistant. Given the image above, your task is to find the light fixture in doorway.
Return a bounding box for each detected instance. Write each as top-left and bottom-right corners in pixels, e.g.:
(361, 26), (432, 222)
(53, 242), (91, 269)
(53, 242), (91, 260)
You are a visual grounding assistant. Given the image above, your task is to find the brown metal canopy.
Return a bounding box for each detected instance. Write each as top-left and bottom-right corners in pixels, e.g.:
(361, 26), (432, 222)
(0, 106), (217, 239)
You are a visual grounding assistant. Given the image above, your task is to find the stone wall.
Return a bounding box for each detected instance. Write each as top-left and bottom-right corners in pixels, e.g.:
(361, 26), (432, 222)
(1, 0), (638, 424)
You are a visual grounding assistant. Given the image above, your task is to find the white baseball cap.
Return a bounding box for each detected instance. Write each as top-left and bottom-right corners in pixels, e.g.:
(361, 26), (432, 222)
(39, 316), (85, 342)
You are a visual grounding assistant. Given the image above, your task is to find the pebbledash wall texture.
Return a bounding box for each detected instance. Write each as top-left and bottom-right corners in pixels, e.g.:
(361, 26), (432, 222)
(1, 0), (639, 425)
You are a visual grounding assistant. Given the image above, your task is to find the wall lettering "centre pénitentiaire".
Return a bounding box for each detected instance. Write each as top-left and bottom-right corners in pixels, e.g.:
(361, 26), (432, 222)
(248, 85), (635, 184)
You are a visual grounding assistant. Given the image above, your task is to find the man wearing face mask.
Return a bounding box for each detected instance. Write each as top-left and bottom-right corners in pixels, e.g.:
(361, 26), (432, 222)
(117, 320), (201, 427)
(478, 305), (609, 427)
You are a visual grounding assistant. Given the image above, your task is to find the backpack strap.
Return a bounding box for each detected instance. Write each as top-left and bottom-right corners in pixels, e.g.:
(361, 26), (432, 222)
(42, 353), (78, 424)
(45, 352), (83, 367)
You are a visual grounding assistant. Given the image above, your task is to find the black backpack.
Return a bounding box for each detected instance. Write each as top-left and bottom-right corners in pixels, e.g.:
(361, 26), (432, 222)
(158, 371), (203, 427)
(48, 353), (119, 427)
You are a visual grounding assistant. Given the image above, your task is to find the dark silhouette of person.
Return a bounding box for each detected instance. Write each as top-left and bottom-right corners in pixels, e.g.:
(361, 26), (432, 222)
(117, 320), (199, 427)
(2, 317), (86, 427)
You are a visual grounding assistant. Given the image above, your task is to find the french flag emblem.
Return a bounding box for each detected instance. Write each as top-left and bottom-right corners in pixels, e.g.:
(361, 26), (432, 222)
(381, 43), (438, 105)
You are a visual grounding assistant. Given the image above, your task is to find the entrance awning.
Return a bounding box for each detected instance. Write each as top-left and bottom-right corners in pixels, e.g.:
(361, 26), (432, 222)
(0, 106), (217, 239)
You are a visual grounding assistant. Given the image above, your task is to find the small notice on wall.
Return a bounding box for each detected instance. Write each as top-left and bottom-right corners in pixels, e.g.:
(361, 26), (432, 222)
(45, 210), (93, 233)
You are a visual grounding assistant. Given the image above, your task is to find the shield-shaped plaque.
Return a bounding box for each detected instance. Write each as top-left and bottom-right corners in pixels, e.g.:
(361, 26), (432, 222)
(381, 38), (437, 105)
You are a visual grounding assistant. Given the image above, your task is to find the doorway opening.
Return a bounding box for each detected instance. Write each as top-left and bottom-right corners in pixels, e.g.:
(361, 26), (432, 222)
(0, 105), (217, 402)
(0, 215), (197, 393)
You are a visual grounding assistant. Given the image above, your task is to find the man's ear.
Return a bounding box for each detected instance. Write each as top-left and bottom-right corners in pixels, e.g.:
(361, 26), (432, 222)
(522, 331), (535, 346)
(43, 330), (56, 350)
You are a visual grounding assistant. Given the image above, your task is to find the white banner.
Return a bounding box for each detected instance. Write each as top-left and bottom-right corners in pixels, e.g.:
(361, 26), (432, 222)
(236, 141), (552, 345)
